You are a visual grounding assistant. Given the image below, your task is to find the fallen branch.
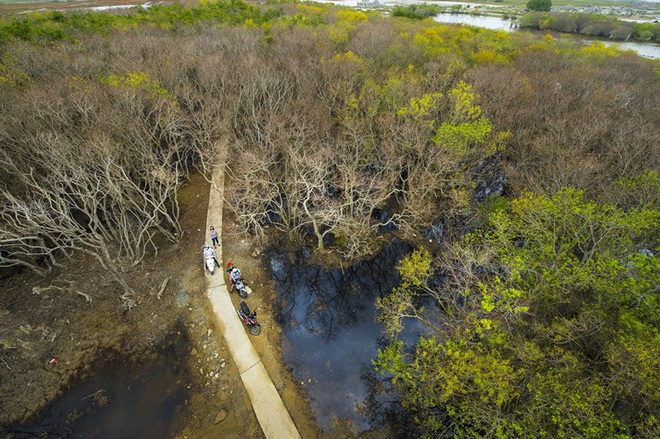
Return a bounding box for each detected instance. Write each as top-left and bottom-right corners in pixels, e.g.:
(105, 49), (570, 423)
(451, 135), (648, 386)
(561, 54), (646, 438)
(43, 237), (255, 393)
(75, 291), (93, 304)
(32, 279), (74, 295)
(157, 277), (171, 300)
(32, 281), (92, 303)
(32, 285), (65, 295)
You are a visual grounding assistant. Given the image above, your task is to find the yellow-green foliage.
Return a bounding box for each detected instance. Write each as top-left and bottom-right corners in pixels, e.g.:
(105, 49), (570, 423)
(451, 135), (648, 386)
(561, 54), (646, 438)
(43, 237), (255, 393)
(397, 247), (432, 289)
(336, 10), (368, 24)
(328, 22), (351, 46)
(607, 330), (660, 402)
(477, 277), (529, 323)
(448, 81), (482, 121)
(616, 170), (660, 209)
(472, 48), (510, 65)
(321, 50), (367, 75)
(334, 49), (364, 64)
(102, 70), (172, 99)
(580, 41), (619, 61)
(377, 188), (660, 437)
(396, 92), (444, 128)
(432, 81), (494, 156)
(68, 75), (94, 94)
(0, 62), (29, 91)
(433, 118), (493, 155)
(412, 26), (449, 58)
(378, 73), (412, 112)
(295, 4), (326, 16)
(376, 247), (432, 337)
(426, 337), (519, 408)
(523, 33), (559, 53)
(326, 9), (369, 45)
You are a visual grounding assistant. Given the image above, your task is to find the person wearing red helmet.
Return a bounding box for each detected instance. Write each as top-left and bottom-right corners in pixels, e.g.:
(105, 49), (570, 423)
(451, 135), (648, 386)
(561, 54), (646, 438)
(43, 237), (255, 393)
(226, 262), (243, 289)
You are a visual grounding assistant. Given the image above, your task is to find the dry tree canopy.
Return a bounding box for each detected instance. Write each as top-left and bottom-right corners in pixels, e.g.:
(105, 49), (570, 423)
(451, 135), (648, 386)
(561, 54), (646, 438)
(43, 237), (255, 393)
(1, 1), (659, 271)
(0, 68), (187, 298)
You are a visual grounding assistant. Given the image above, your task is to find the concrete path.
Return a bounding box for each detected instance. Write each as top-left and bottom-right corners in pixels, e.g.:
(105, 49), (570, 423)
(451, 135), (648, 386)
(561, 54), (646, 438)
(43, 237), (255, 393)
(203, 167), (301, 439)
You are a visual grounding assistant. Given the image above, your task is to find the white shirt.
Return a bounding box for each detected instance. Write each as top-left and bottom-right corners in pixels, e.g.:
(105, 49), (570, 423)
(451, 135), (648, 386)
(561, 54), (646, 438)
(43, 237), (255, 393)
(230, 267), (242, 281)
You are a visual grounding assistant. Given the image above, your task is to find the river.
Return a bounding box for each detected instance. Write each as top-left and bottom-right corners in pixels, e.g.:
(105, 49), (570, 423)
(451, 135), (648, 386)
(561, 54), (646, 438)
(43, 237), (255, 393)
(432, 13), (660, 59)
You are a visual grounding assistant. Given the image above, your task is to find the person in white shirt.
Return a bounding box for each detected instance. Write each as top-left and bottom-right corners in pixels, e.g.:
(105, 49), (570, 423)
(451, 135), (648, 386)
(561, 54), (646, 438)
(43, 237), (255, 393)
(203, 245), (219, 268)
(226, 262), (243, 287)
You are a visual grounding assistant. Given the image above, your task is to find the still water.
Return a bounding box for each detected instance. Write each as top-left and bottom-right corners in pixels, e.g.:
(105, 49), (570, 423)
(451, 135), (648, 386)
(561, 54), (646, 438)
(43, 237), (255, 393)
(434, 13), (518, 30)
(434, 13), (660, 59)
(270, 239), (425, 432)
(3, 333), (190, 438)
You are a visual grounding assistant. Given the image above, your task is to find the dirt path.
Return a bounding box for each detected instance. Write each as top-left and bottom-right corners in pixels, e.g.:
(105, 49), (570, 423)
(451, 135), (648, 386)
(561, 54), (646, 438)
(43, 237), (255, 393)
(203, 166), (302, 439)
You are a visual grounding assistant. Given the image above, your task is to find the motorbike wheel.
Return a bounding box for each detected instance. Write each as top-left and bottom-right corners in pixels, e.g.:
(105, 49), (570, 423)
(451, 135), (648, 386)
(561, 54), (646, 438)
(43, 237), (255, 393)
(250, 325), (261, 336)
(238, 287), (248, 298)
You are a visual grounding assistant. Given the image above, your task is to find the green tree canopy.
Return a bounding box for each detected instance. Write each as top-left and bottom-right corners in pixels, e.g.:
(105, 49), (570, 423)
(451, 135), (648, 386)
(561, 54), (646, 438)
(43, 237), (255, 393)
(376, 188), (660, 437)
(527, 0), (552, 12)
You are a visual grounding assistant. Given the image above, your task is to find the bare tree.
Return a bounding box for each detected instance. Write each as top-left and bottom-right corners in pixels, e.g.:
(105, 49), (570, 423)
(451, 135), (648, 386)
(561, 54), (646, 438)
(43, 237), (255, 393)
(0, 173), (136, 306)
(0, 75), (186, 302)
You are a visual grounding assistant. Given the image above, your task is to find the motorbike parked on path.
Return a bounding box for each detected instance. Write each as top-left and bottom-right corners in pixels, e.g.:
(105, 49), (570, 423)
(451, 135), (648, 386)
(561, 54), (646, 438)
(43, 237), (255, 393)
(205, 256), (216, 274)
(232, 278), (249, 298)
(203, 246), (217, 275)
(237, 301), (261, 335)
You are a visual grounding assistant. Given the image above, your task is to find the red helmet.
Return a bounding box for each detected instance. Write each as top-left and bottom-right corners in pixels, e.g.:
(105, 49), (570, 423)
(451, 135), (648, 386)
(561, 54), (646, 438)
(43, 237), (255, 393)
(227, 262), (233, 268)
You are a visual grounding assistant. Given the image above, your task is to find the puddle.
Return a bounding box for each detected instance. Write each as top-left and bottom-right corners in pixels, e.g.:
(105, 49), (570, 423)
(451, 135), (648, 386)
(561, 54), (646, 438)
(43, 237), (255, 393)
(175, 291), (191, 307)
(270, 238), (422, 433)
(3, 332), (191, 438)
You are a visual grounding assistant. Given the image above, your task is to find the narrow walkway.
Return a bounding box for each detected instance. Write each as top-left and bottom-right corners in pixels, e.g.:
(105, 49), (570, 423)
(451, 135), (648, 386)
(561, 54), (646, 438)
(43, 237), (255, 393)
(203, 166), (301, 439)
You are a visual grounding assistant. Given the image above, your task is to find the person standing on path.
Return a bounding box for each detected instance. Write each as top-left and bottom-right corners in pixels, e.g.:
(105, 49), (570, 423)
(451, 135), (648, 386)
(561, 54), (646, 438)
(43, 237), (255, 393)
(210, 226), (219, 248)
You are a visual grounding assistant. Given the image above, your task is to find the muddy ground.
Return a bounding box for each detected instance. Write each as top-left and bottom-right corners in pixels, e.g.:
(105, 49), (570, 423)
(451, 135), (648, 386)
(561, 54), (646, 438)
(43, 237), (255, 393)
(0, 172), (342, 439)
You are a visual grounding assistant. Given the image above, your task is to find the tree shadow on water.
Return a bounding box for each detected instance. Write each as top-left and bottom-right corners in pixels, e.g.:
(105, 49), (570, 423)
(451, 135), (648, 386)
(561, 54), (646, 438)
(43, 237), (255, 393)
(269, 238), (412, 341)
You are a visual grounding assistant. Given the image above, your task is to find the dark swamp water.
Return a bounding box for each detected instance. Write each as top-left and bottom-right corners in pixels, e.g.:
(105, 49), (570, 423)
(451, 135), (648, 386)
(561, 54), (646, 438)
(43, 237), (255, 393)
(2, 333), (191, 439)
(269, 238), (429, 433)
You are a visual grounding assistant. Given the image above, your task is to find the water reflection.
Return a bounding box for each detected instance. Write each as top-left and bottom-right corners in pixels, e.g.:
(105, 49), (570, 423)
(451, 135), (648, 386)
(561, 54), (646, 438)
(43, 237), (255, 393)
(3, 333), (190, 438)
(434, 13), (518, 31)
(600, 40), (660, 59)
(270, 239), (413, 432)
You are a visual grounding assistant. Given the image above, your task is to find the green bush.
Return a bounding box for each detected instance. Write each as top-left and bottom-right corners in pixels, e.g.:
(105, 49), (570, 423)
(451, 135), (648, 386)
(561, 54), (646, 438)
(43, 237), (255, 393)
(527, 0), (551, 12)
(0, 0), (282, 46)
(392, 4), (441, 20)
